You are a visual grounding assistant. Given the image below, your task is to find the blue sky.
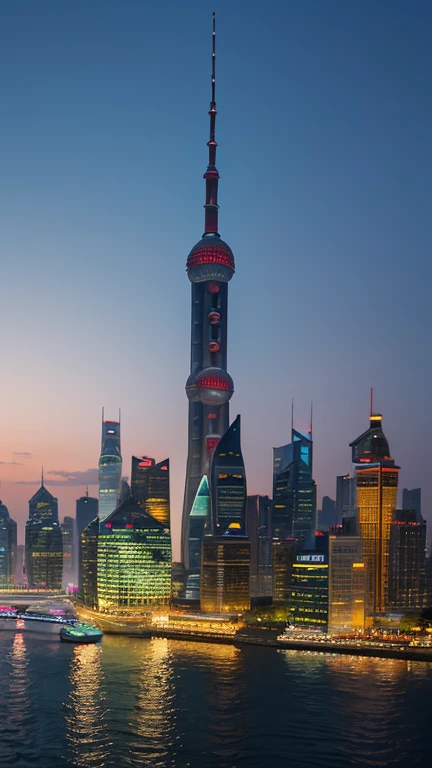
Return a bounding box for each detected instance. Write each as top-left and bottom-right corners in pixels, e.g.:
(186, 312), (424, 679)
(0, 0), (430, 555)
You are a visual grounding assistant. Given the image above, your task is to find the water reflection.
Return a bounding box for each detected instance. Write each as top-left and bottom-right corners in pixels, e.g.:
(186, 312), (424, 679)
(0, 633), (33, 765)
(126, 638), (174, 767)
(64, 644), (111, 767)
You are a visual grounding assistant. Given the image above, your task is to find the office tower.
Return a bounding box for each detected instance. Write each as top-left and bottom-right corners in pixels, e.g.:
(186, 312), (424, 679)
(185, 475), (210, 601)
(76, 492), (98, 592)
(292, 552), (329, 631)
(98, 412), (122, 522)
(15, 544), (25, 584)
(171, 562), (187, 600)
(317, 496), (336, 530)
(388, 510), (427, 610)
(246, 495), (273, 603)
(402, 489), (422, 521)
(328, 533), (365, 634)
(350, 404), (399, 614)
(201, 531), (250, 613)
(336, 474), (356, 525)
(61, 516), (75, 585)
(181, 15), (236, 570)
(273, 425), (317, 550)
(25, 478), (63, 588)
(0, 501), (17, 585)
(131, 456), (170, 527)
(272, 538), (298, 603)
(80, 518), (99, 608)
(97, 496), (171, 611)
(209, 415), (247, 535)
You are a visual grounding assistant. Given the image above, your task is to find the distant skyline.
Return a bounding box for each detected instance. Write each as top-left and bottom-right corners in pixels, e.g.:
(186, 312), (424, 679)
(0, 0), (431, 558)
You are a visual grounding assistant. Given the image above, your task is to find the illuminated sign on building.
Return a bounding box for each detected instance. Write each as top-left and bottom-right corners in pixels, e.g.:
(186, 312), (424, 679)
(297, 554), (325, 563)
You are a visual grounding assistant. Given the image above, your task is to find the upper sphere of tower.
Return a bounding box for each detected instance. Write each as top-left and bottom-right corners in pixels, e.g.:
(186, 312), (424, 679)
(187, 235), (235, 283)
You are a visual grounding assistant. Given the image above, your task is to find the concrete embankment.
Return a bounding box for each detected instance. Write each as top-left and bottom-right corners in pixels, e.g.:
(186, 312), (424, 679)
(75, 608), (432, 662)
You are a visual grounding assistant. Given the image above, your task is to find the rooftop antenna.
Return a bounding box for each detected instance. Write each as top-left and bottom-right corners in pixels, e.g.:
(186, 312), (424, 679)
(309, 401), (313, 439)
(203, 12), (220, 236)
(85, 485), (89, 498)
(41, 466), (44, 486)
(370, 387), (373, 417)
(102, 406), (105, 423)
(291, 397), (294, 434)
(119, 408), (121, 424)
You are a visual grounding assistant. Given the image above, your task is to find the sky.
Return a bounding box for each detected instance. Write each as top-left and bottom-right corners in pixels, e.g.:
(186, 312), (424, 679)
(0, 0), (431, 558)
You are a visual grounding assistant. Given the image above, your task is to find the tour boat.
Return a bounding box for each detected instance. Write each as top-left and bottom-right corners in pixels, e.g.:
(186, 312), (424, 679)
(59, 622), (103, 643)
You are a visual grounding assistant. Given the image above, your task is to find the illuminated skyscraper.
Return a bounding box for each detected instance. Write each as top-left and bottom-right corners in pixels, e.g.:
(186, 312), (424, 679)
(292, 553), (329, 630)
(131, 456), (170, 527)
(0, 501), (17, 585)
(210, 415), (247, 535)
(98, 411), (122, 523)
(201, 532), (250, 613)
(76, 492), (98, 592)
(388, 509), (427, 610)
(350, 402), (399, 614)
(328, 533), (365, 634)
(185, 474), (210, 601)
(181, 14), (236, 569)
(273, 424), (317, 550)
(97, 496), (171, 611)
(25, 477), (63, 589)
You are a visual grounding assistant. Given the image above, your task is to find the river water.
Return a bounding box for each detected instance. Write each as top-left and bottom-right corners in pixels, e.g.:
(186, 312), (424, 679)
(0, 624), (431, 767)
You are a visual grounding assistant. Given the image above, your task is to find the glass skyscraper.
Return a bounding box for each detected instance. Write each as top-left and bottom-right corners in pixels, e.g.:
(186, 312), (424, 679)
(185, 474), (210, 601)
(273, 427), (317, 550)
(131, 456), (170, 528)
(0, 501), (17, 585)
(350, 410), (399, 614)
(76, 492), (98, 593)
(246, 495), (273, 602)
(98, 413), (122, 523)
(97, 496), (171, 611)
(388, 509), (427, 610)
(25, 479), (63, 589)
(209, 415), (247, 535)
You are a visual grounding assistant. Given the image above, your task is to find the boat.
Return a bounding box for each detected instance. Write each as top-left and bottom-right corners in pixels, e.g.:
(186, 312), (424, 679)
(59, 622), (103, 643)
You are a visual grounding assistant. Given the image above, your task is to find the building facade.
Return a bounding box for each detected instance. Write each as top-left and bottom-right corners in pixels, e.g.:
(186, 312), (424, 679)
(273, 427), (317, 550)
(0, 501), (17, 585)
(402, 489), (422, 521)
(98, 413), (122, 523)
(131, 456), (170, 527)
(80, 518), (99, 608)
(271, 538), (298, 604)
(292, 553), (329, 631)
(61, 516), (75, 586)
(200, 533), (250, 613)
(185, 474), (210, 601)
(350, 410), (399, 614)
(246, 495), (273, 602)
(97, 496), (171, 611)
(181, 15), (236, 570)
(328, 534), (365, 634)
(209, 415), (247, 535)
(388, 509), (427, 610)
(336, 475), (356, 525)
(25, 480), (63, 589)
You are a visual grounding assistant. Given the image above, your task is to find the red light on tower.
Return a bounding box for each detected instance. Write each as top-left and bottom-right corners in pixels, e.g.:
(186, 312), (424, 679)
(208, 282), (220, 293)
(139, 458), (153, 467)
(160, 465), (168, 471)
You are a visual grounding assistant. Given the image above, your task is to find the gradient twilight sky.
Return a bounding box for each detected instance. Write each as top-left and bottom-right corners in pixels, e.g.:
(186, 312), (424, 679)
(0, 0), (431, 557)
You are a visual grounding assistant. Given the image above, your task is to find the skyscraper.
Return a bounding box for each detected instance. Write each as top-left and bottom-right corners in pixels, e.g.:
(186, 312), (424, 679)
(61, 516), (75, 585)
(0, 501), (17, 585)
(80, 517), (99, 608)
(246, 495), (273, 603)
(336, 474), (356, 525)
(271, 538), (298, 604)
(97, 496), (171, 611)
(350, 404), (399, 614)
(328, 533), (365, 634)
(209, 415), (247, 536)
(201, 532), (250, 613)
(292, 552), (329, 631)
(98, 411), (122, 522)
(131, 456), (170, 527)
(185, 474), (210, 601)
(402, 488), (422, 521)
(25, 477), (63, 589)
(388, 510), (427, 610)
(273, 426), (317, 550)
(76, 492), (98, 593)
(181, 14), (235, 569)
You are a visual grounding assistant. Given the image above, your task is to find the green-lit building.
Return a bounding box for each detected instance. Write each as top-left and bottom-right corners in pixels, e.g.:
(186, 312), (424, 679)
(97, 496), (171, 611)
(292, 553), (329, 630)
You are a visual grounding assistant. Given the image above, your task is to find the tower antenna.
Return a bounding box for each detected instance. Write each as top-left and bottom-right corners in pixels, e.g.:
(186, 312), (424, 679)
(41, 466), (44, 486)
(309, 401), (313, 439)
(291, 398), (294, 433)
(370, 387), (373, 417)
(203, 12), (220, 236)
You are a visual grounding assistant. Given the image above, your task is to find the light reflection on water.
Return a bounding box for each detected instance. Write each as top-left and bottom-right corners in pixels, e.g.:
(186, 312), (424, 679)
(0, 629), (431, 768)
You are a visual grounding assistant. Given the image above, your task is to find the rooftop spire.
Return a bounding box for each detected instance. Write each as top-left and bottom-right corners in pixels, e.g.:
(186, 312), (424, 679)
(203, 12), (220, 236)
(41, 466), (44, 486)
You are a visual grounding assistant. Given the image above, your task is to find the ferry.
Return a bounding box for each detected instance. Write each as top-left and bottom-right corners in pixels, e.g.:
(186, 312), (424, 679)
(59, 622), (103, 644)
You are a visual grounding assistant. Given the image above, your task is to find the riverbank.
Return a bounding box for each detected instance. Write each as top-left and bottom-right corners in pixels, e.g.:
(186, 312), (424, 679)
(75, 607), (432, 662)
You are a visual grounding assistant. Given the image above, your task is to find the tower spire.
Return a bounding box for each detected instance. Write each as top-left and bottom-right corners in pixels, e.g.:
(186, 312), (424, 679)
(203, 12), (220, 236)
(370, 387), (373, 417)
(41, 466), (44, 486)
(309, 401), (313, 439)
